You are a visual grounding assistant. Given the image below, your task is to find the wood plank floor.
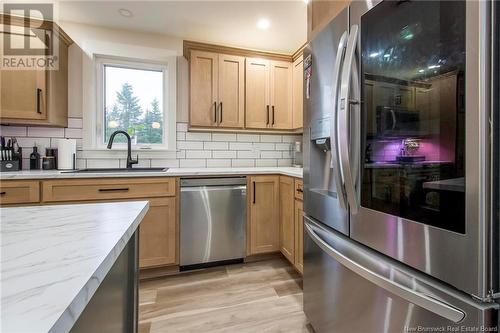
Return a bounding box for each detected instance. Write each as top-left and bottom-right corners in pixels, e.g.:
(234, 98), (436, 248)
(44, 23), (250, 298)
(139, 258), (312, 333)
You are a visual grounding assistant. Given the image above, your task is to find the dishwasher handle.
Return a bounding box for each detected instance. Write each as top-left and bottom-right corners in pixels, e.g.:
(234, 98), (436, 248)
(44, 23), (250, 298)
(181, 185), (247, 192)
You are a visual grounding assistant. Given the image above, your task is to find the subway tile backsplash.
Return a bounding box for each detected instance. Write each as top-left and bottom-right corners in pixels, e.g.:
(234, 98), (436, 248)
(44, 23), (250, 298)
(0, 119), (302, 170)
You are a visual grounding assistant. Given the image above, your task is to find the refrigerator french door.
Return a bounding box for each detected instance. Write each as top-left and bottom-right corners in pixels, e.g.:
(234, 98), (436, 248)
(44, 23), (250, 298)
(303, 0), (499, 332)
(346, 0), (495, 300)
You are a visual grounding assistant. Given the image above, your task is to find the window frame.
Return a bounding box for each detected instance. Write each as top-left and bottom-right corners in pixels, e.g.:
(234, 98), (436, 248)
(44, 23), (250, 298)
(95, 55), (176, 151)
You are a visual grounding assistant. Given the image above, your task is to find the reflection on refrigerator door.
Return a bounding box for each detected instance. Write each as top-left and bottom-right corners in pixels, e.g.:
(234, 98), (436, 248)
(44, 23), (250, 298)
(303, 217), (498, 333)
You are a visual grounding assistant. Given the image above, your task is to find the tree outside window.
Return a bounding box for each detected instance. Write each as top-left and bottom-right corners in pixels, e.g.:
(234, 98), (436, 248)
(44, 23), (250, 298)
(103, 65), (164, 145)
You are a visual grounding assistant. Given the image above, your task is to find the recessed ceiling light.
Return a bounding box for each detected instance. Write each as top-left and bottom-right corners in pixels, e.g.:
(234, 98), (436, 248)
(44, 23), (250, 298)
(257, 18), (270, 30)
(118, 8), (133, 18)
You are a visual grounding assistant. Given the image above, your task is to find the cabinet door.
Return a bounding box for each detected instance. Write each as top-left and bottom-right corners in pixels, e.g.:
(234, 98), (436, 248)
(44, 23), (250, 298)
(139, 197), (177, 268)
(189, 50), (218, 127)
(1, 30), (47, 120)
(218, 54), (245, 128)
(292, 55), (304, 130)
(245, 58), (270, 129)
(248, 175), (279, 254)
(279, 176), (295, 263)
(294, 199), (304, 274)
(270, 61), (293, 129)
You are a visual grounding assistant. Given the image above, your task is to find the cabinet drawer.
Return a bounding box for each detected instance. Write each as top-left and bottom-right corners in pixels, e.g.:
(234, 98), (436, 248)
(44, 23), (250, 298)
(294, 179), (303, 201)
(0, 181), (40, 205)
(42, 177), (176, 202)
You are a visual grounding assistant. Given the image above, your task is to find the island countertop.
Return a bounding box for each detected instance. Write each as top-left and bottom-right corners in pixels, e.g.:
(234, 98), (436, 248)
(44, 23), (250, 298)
(0, 201), (149, 333)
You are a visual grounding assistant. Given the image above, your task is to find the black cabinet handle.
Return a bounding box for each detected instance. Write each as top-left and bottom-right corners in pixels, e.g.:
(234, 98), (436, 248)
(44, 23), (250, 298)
(0, 191), (6, 196)
(272, 105), (275, 125)
(214, 101), (217, 123)
(98, 188), (130, 192)
(36, 88), (42, 114)
(253, 181), (256, 204)
(219, 102), (223, 123)
(297, 188), (303, 193)
(266, 105), (270, 125)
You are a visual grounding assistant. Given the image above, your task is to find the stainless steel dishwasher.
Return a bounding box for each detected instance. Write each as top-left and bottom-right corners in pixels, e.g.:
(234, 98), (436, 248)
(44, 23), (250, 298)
(180, 177), (246, 270)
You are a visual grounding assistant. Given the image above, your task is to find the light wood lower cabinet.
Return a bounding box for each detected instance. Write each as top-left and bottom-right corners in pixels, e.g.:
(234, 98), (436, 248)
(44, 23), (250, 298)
(41, 178), (176, 203)
(139, 197), (177, 268)
(247, 175), (280, 255)
(40, 177), (178, 270)
(276, 178), (304, 273)
(294, 199), (304, 274)
(279, 176), (295, 263)
(0, 180), (40, 205)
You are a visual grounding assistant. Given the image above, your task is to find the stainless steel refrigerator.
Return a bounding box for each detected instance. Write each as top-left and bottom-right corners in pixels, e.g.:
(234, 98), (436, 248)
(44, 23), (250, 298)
(302, 1), (499, 332)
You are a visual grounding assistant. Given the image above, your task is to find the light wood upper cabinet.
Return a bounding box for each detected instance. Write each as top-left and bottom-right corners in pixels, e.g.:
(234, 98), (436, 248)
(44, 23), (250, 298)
(292, 55), (304, 129)
(190, 50), (218, 127)
(294, 199), (304, 274)
(190, 50), (245, 129)
(187, 41), (302, 133)
(139, 197), (177, 268)
(0, 20), (72, 127)
(308, 0), (350, 41)
(1, 67), (47, 121)
(246, 58), (293, 130)
(279, 176), (295, 263)
(245, 58), (271, 129)
(270, 61), (293, 129)
(218, 54), (245, 128)
(248, 175), (279, 255)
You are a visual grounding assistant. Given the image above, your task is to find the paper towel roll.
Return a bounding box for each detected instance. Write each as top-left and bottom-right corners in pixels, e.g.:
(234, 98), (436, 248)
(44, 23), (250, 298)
(56, 139), (77, 170)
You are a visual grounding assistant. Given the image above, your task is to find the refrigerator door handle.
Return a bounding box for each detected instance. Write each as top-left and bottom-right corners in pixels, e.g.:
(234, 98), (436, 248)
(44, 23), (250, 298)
(337, 25), (361, 214)
(304, 221), (466, 324)
(330, 30), (349, 210)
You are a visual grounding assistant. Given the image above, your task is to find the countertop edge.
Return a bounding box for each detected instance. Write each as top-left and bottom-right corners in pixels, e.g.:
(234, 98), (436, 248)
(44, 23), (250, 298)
(48, 201), (149, 333)
(0, 168), (303, 180)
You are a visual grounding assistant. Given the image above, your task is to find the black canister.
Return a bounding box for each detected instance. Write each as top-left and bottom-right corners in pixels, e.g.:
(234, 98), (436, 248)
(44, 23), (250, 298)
(45, 148), (58, 169)
(29, 146), (40, 170)
(42, 156), (56, 170)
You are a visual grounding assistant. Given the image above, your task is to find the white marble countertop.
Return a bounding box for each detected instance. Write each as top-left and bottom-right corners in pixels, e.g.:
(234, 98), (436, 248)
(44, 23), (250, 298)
(0, 201), (149, 333)
(0, 167), (303, 180)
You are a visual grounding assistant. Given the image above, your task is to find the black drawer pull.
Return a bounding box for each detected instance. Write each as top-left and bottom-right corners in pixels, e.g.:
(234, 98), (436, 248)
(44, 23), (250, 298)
(297, 188), (303, 193)
(0, 191), (6, 196)
(98, 188), (130, 192)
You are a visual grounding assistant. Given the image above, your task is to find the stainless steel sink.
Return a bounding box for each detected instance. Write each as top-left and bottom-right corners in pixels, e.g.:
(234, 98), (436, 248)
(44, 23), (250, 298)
(62, 168), (168, 173)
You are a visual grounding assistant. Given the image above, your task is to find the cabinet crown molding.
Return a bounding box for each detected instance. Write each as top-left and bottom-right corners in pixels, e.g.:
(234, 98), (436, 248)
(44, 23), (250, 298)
(183, 40), (294, 62)
(0, 14), (74, 46)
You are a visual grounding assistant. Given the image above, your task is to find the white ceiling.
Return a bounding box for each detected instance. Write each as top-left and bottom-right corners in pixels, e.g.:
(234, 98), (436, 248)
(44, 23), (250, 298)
(59, 1), (307, 54)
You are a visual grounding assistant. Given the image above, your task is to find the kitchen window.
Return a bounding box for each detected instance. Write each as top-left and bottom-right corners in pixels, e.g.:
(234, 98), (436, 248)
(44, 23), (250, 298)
(95, 56), (176, 151)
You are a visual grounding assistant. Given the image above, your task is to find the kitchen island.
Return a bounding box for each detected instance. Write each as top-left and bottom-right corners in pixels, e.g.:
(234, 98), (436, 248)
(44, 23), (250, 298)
(0, 201), (149, 333)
